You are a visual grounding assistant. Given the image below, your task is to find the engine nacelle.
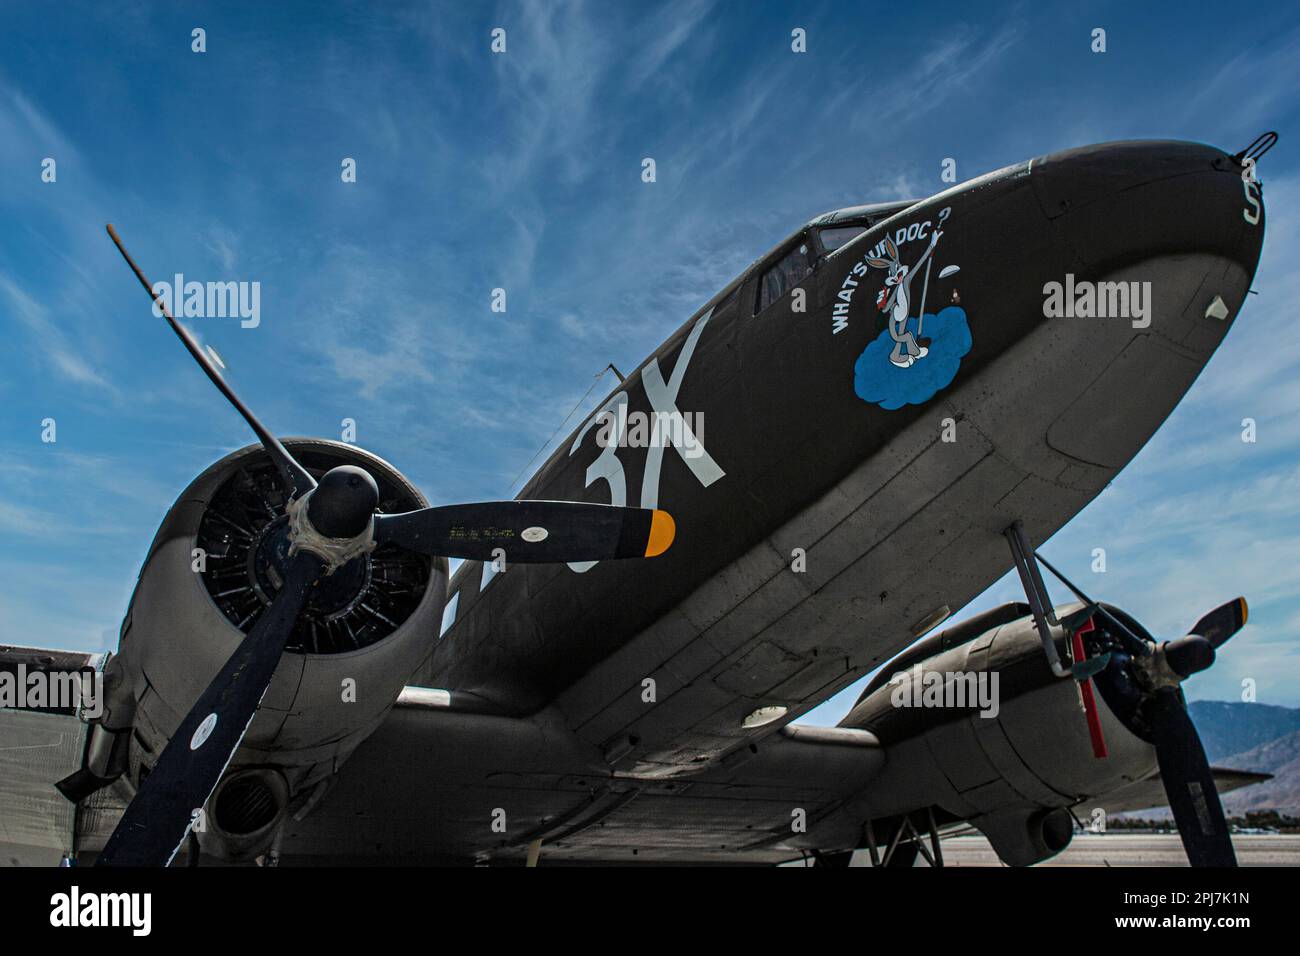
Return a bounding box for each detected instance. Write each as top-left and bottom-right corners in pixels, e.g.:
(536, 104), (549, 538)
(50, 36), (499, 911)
(108, 439), (446, 860)
(842, 603), (1159, 865)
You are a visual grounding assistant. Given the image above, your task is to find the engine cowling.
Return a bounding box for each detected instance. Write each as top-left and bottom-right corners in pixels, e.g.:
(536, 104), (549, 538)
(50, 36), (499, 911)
(841, 602), (1159, 865)
(108, 439), (446, 859)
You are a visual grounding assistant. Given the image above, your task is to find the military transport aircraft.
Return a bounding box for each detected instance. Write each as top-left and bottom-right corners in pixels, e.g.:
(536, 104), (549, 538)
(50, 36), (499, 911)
(0, 134), (1278, 867)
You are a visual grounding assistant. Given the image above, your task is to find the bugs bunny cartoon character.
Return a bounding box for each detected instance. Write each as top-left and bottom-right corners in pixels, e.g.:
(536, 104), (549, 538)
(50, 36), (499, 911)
(866, 227), (943, 368)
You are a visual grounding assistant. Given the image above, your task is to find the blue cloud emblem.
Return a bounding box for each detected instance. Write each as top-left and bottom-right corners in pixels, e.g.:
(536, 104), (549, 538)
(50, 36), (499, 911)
(853, 306), (972, 410)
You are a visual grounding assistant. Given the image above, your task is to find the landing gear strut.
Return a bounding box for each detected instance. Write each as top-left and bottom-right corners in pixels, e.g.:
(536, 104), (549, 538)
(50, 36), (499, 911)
(1003, 521), (1114, 681)
(864, 808), (945, 867)
(1004, 520), (1071, 677)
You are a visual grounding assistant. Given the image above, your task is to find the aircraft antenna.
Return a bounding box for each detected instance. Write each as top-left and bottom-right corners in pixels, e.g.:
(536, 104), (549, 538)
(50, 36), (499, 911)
(508, 364), (621, 493)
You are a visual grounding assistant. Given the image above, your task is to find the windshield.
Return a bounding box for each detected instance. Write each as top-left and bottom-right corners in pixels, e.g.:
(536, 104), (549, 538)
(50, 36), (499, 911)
(817, 225), (869, 255)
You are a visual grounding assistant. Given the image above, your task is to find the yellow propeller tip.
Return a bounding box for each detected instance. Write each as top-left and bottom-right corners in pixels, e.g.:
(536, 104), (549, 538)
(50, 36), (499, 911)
(644, 509), (676, 558)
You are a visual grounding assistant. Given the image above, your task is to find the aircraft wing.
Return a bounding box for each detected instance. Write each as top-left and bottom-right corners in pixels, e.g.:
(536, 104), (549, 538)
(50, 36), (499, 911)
(1079, 767), (1273, 819)
(12, 638), (1274, 866)
(260, 701), (1280, 864)
(19, 658), (885, 865)
(10, 664), (1278, 864)
(270, 699), (886, 865)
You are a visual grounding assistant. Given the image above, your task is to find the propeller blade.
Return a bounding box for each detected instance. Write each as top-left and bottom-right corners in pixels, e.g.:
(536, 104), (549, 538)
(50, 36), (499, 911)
(1188, 597), (1248, 649)
(1145, 688), (1237, 867)
(105, 224), (316, 499)
(373, 500), (675, 563)
(96, 551), (325, 866)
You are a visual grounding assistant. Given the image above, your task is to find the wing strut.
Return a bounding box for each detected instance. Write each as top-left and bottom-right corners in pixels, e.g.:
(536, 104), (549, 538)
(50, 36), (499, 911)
(1003, 521), (1111, 680)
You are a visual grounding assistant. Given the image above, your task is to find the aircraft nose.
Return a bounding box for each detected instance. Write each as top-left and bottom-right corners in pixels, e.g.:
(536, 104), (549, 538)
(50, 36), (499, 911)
(1028, 140), (1266, 472)
(1031, 140), (1230, 218)
(1029, 140), (1265, 274)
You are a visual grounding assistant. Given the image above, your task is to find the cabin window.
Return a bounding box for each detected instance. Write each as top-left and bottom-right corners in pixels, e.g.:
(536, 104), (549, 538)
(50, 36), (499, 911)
(439, 591), (459, 638)
(480, 556), (503, 592)
(756, 240), (813, 313)
(817, 225), (868, 256)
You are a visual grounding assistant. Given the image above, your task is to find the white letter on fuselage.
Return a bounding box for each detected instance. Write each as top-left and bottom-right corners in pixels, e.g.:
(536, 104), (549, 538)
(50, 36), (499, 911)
(640, 309), (726, 509)
(566, 308), (726, 572)
(568, 392), (630, 573)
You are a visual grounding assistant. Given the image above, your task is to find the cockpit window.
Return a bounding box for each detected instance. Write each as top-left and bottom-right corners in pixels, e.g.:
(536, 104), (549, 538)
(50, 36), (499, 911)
(817, 225), (868, 256)
(756, 240), (813, 313)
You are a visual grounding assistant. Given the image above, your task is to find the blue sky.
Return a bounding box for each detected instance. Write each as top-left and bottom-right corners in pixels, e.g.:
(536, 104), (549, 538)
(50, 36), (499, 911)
(2, 1), (1298, 722)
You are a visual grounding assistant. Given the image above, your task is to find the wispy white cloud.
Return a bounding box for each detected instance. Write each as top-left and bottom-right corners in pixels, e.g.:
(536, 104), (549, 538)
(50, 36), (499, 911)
(624, 0), (716, 90)
(844, 20), (1025, 133)
(0, 273), (116, 392)
(1177, 22), (1300, 132)
(2, 2), (1297, 715)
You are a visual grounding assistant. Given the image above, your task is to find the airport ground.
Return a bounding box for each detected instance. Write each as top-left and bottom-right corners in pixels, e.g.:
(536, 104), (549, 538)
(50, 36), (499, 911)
(935, 833), (1300, 866)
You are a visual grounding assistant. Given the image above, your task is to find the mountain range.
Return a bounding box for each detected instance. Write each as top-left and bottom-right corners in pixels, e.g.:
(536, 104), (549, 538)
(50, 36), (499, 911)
(1134, 700), (1300, 818)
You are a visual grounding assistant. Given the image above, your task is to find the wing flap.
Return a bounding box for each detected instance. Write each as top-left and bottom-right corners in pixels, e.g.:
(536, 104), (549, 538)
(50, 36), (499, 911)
(0, 708), (87, 863)
(0, 644), (105, 864)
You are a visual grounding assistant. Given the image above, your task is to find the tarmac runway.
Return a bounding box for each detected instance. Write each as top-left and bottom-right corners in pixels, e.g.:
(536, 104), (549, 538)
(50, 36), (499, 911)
(937, 833), (1300, 866)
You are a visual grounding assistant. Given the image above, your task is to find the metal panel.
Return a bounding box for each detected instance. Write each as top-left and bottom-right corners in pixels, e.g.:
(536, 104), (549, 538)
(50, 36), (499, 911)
(0, 708), (85, 863)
